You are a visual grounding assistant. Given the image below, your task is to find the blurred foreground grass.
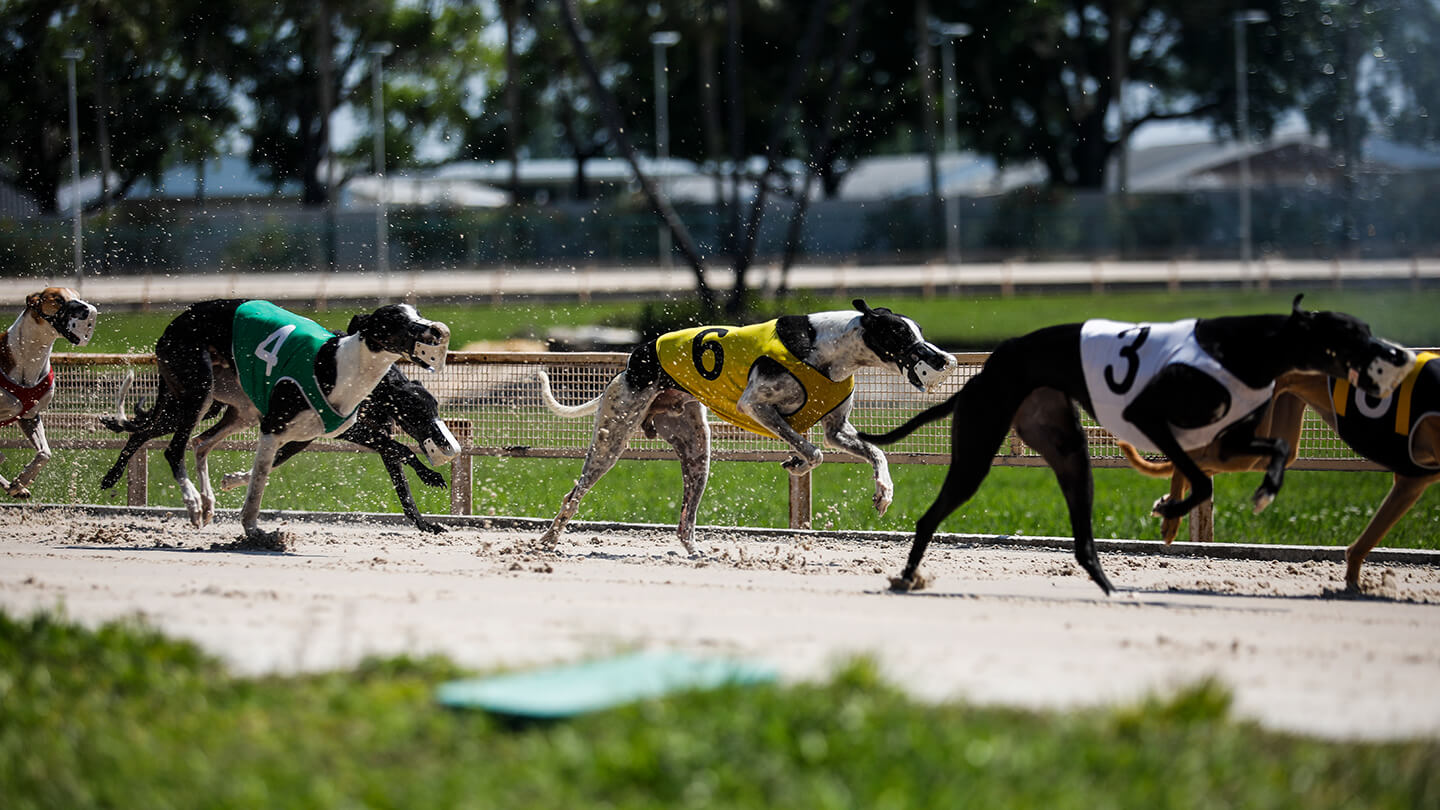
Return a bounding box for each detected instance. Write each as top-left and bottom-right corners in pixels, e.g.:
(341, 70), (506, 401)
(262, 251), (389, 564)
(2, 610), (1436, 809)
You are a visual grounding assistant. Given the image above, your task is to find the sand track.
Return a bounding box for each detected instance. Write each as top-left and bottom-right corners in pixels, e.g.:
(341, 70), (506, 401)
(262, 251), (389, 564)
(3, 506), (1438, 741)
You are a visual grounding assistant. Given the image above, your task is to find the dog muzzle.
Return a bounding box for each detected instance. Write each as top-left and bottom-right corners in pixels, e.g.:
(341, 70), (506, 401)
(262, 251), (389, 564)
(411, 337), (450, 373)
(47, 300), (98, 346)
(421, 420), (462, 466)
(902, 344), (958, 392)
(1350, 342), (1416, 398)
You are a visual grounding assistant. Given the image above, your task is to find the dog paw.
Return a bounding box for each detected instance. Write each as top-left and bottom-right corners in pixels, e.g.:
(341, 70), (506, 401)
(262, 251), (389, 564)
(1252, 489), (1275, 514)
(873, 487), (893, 516)
(888, 571), (929, 592)
(219, 472), (248, 492)
(416, 467), (447, 487)
(416, 520), (447, 535)
(6, 484), (31, 499)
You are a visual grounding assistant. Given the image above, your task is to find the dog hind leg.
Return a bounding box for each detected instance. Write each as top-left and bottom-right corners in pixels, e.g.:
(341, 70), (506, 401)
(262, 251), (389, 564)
(1014, 388), (1114, 595)
(648, 397), (711, 555)
(893, 369), (1028, 591)
(538, 374), (660, 548)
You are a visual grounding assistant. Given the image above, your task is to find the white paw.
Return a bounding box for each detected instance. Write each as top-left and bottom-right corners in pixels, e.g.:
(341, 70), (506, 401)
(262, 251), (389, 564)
(1252, 491), (1275, 514)
(1150, 496), (1168, 517)
(181, 484), (204, 528)
(220, 472), (249, 492)
(874, 483), (893, 516)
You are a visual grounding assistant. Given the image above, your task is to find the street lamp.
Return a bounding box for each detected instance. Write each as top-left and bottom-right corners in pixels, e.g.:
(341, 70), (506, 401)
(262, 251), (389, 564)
(932, 21), (971, 265)
(63, 48), (83, 292)
(650, 31), (680, 268)
(370, 42), (393, 287)
(1234, 10), (1268, 284)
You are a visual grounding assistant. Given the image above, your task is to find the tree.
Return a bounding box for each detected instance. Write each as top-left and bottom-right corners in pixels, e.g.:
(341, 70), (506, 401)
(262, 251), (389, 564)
(0, 0), (240, 213)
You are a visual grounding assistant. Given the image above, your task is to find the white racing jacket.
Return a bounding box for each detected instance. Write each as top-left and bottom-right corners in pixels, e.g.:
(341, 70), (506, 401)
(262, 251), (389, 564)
(1079, 318), (1274, 454)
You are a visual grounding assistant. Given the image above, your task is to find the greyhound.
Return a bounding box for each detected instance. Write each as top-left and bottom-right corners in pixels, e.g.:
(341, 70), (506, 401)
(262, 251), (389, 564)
(105, 363), (461, 534)
(1121, 358), (1440, 591)
(858, 296), (1415, 595)
(99, 299), (449, 544)
(0, 287), (98, 498)
(534, 299), (957, 554)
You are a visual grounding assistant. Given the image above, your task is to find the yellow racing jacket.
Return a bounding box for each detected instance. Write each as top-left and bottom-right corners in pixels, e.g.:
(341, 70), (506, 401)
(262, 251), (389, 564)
(655, 320), (854, 439)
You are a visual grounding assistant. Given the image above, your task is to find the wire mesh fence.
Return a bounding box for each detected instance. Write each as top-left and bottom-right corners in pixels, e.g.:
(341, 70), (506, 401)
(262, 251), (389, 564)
(7, 351), (1382, 524)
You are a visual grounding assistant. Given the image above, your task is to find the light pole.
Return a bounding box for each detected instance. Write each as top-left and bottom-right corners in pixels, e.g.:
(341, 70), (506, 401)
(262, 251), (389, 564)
(650, 31), (680, 268)
(63, 48), (83, 292)
(370, 42), (393, 287)
(932, 21), (971, 265)
(1234, 10), (1268, 284)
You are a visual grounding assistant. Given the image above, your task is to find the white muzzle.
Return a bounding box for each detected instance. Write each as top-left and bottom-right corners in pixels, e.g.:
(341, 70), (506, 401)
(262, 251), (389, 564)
(421, 421), (462, 466)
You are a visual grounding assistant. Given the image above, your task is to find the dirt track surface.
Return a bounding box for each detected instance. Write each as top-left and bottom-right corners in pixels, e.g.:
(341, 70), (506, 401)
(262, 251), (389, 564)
(3, 506), (1439, 741)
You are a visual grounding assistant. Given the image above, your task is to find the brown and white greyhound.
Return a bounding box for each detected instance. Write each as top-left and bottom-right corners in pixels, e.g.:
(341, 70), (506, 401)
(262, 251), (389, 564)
(1121, 360), (1440, 591)
(859, 297), (1415, 595)
(534, 300), (957, 555)
(0, 287), (98, 497)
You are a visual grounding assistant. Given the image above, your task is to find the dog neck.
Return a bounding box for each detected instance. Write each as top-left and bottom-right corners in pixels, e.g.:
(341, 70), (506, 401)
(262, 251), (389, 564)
(322, 334), (403, 418)
(0, 310), (60, 387)
(1194, 315), (1298, 388)
(804, 311), (887, 381)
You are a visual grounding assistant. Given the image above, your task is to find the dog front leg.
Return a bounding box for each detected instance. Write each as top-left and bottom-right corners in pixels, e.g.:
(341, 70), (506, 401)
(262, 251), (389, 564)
(239, 433), (281, 538)
(6, 417), (51, 498)
(1345, 474), (1431, 590)
(737, 398), (822, 475)
(821, 410), (892, 515)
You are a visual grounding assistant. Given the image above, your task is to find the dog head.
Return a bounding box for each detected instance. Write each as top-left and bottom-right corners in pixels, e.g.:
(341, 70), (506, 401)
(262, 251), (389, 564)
(853, 299), (956, 391)
(1285, 294), (1414, 397)
(372, 366), (462, 467)
(347, 304), (450, 372)
(27, 287), (97, 346)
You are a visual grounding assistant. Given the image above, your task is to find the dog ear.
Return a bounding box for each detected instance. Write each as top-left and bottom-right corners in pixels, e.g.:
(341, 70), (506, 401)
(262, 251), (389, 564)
(1290, 293), (1306, 316)
(853, 299), (872, 316)
(25, 291), (42, 311)
(346, 314), (368, 334)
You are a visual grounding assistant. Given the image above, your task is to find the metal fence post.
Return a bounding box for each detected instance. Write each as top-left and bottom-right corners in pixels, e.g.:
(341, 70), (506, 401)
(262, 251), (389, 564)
(449, 419), (472, 516)
(788, 470), (812, 530)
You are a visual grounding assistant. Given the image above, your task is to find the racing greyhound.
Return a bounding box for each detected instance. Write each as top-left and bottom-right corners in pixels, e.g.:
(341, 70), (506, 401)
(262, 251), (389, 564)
(859, 296), (1415, 595)
(1122, 359), (1440, 591)
(0, 287), (98, 498)
(535, 299), (957, 554)
(99, 299), (449, 544)
(104, 363), (461, 534)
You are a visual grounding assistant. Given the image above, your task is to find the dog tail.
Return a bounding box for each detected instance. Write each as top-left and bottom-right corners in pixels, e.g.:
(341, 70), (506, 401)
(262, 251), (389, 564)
(99, 370), (138, 433)
(1117, 440), (1175, 478)
(535, 368), (602, 418)
(856, 391), (961, 445)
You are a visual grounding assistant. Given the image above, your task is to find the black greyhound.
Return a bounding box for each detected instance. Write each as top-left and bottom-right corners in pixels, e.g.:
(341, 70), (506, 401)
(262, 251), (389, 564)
(104, 363), (460, 534)
(858, 296), (1415, 595)
(99, 299), (450, 543)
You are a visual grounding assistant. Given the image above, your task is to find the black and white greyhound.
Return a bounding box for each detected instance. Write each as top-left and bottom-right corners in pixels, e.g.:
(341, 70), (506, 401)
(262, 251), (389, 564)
(104, 362), (461, 534)
(0, 287), (98, 498)
(535, 300), (956, 554)
(858, 296), (1415, 595)
(99, 299), (450, 544)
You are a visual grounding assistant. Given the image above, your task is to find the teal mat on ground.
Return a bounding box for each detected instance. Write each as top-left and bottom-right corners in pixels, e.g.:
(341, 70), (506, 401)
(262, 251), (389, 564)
(436, 650), (778, 718)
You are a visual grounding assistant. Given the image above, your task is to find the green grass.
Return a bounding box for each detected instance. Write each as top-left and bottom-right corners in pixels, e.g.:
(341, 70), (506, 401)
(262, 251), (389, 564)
(2, 610), (1437, 809)
(23, 450), (1440, 550)
(77, 287), (1440, 353)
